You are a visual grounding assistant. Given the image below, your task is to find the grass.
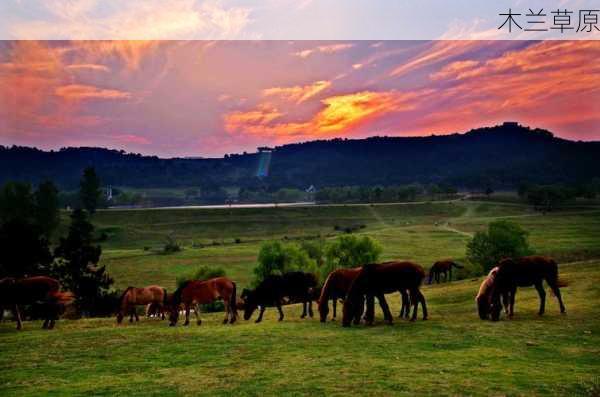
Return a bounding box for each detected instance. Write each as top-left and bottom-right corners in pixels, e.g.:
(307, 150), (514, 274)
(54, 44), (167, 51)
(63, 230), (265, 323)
(2, 201), (599, 395)
(1, 260), (598, 396)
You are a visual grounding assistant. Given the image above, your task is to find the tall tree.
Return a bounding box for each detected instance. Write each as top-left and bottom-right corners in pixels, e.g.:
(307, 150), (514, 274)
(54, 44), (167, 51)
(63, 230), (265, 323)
(79, 167), (101, 214)
(34, 180), (60, 239)
(53, 209), (113, 316)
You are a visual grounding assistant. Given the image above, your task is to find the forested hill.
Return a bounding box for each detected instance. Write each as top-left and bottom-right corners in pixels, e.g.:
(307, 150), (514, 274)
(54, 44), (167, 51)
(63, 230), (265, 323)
(1, 123), (599, 190)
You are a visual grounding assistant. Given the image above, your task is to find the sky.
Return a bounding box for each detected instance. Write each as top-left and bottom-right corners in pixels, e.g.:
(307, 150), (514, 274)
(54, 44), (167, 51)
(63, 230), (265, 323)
(1, 40), (599, 157)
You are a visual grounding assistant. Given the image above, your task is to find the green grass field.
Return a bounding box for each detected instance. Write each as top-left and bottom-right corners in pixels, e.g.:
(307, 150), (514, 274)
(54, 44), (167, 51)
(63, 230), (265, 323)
(2, 201), (600, 395)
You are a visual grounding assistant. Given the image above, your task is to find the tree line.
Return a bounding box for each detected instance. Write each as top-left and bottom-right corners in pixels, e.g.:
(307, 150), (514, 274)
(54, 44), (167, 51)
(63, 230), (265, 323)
(0, 167), (114, 316)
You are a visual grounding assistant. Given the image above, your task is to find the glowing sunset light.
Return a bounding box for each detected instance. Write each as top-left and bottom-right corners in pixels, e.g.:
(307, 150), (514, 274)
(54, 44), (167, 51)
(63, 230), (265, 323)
(1, 40), (598, 157)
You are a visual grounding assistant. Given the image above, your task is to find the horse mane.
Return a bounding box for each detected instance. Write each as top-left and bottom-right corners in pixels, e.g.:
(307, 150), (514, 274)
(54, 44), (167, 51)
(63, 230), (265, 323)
(318, 271), (335, 307)
(172, 281), (191, 305)
(118, 286), (134, 305)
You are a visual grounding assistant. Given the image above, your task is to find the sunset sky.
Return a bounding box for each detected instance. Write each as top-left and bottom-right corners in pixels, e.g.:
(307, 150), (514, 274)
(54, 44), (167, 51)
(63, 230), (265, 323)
(1, 40), (599, 157)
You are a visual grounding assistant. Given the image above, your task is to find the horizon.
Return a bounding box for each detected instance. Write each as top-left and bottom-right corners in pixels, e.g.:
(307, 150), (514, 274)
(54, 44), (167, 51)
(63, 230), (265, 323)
(2, 121), (597, 160)
(1, 40), (599, 157)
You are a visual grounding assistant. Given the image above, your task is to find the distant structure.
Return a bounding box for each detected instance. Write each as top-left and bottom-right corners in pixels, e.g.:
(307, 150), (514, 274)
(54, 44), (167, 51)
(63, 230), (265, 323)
(105, 185), (113, 201)
(305, 185), (316, 193)
(256, 147), (273, 178)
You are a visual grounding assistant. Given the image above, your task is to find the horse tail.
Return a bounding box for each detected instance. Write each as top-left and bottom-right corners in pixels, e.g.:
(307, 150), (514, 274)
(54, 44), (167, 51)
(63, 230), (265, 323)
(162, 288), (168, 306)
(49, 291), (75, 305)
(230, 281), (237, 314)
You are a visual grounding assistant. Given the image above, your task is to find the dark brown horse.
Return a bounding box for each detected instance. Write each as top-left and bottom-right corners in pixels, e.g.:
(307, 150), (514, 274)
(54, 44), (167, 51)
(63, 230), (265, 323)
(169, 277), (237, 326)
(318, 267), (412, 323)
(342, 261), (427, 327)
(117, 285), (168, 323)
(0, 276), (73, 330)
(428, 260), (464, 284)
(242, 272), (318, 323)
(487, 256), (567, 321)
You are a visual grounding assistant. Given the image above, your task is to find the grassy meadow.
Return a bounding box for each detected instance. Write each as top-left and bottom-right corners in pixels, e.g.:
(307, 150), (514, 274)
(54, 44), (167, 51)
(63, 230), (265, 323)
(2, 200), (600, 395)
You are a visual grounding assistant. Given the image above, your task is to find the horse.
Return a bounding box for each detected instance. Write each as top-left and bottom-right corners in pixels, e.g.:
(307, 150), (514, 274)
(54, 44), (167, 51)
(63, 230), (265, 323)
(117, 285), (168, 324)
(145, 302), (167, 319)
(342, 261), (428, 327)
(318, 267), (361, 322)
(428, 260), (464, 284)
(475, 267), (510, 320)
(241, 271), (318, 323)
(0, 276), (73, 330)
(169, 277), (237, 326)
(488, 256), (567, 321)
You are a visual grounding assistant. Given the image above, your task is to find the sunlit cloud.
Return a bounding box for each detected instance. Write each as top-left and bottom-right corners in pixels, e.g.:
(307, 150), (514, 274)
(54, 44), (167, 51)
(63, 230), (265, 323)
(262, 80), (331, 104)
(65, 63), (110, 72)
(293, 43), (354, 58)
(54, 84), (132, 101)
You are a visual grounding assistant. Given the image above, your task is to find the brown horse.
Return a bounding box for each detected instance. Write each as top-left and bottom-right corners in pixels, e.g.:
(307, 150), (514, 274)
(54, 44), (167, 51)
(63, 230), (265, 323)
(342, 261), (427, 327)
(428, 260), (464, 284)
(169, 277), (237, 326)
(488, 256), (566, 321)
(117, 285), (168, 323)
(0, 276), (73, 330)
(475, 267), (510, 320)
(318, 267), (411, 323)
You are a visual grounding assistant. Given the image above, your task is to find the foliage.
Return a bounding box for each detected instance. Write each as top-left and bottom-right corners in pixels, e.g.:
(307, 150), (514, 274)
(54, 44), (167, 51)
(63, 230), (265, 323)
(53, 209), (113, 316)
(466, 220), (533, 273)
(79, 167), (102, 214)
(299, 238), (326, 267)
(162, 235), (182, 254)
(253, 241), (316, 284)
(323, 235), (382, 277)
(0, 181), (55, 278)
(176, 266), (227, 288)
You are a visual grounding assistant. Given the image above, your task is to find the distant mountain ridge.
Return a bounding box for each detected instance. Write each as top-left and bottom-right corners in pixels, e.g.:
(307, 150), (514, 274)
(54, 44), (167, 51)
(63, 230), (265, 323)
(1, 123), (598, 190)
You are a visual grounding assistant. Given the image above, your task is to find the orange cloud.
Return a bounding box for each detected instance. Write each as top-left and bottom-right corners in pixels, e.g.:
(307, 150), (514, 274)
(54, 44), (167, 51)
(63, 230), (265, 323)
(55, 84), (132, 101)
(293, 43), (354, 58)
(224, 90), (419, 138)
(262, 80), (331, 104)
(66, 63), (110, 72)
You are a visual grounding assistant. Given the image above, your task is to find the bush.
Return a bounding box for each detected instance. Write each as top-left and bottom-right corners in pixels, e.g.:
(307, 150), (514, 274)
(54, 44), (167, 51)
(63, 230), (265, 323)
(176, 265), (227, 288)
(323, 235), (382, 278)
(253, 241), (316, 284)
(466, 220), (533, 273)
(163, 235), (182, 254)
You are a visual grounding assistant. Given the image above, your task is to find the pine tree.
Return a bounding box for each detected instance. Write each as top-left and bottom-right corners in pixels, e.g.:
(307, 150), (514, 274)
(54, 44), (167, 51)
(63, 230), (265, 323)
(79, 167), (101, 215)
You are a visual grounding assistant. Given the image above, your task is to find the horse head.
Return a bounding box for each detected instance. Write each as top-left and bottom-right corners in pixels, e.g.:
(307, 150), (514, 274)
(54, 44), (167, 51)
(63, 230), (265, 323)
(241, 288), (257, 320)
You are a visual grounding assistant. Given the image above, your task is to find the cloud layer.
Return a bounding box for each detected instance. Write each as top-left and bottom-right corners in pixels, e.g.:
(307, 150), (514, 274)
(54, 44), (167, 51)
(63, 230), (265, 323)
(1, 40), (598, 157)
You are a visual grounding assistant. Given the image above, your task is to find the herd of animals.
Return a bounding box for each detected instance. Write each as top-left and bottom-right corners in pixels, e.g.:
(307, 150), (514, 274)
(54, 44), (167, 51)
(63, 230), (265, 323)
(0, 255), (567, 331)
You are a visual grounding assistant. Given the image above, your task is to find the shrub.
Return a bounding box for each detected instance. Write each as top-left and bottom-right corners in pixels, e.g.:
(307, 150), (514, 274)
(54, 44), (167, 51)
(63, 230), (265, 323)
(163, 235), (182, 254)
(466, 220), (533, 273)
(323, 235), (382, 278)
(253, 241), (316, 284)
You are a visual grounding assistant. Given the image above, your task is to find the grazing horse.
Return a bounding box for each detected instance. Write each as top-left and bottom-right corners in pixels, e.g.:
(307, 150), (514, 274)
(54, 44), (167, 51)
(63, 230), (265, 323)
(169, 277), (237, 326)
(428, 260), (464, 284)
(241, 272), (318, 323)
(475, 267), (510, 320)
(0, 276), (73, 330)
(488, 256), (566, 321)
(318, 267), (411, 323)
(342, 261), (428, 327)
(117, 285), (168, 324)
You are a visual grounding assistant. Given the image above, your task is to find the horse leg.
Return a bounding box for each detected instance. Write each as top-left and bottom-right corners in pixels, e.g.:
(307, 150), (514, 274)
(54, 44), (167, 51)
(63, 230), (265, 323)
(276, 301), (284, 321)
(308, 300), (314, 318)
(332, 299), (337, 320)
(535, 281), (546, 316)
(255, 306), (266, 323)
(42, 318), (49, 329)
(418, 290), (428, 320)
(502, 292), (510, 314)
(547, 278), (566, 314)
(301, 301), (307, 319)
(377, 294), (393, 325)
(13, 305), (22, 330)
(509, 288), (517, 318)
(223, 299), (230, 324)
(194, 304), (202, 326)
(184, 304), (190, 326)
(409, 289), (420, 321)
(135, 309), (140, 322)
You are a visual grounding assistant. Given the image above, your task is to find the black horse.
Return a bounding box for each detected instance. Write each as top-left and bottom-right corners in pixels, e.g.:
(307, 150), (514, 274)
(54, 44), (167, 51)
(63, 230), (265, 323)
(241, 272), (318, 323)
